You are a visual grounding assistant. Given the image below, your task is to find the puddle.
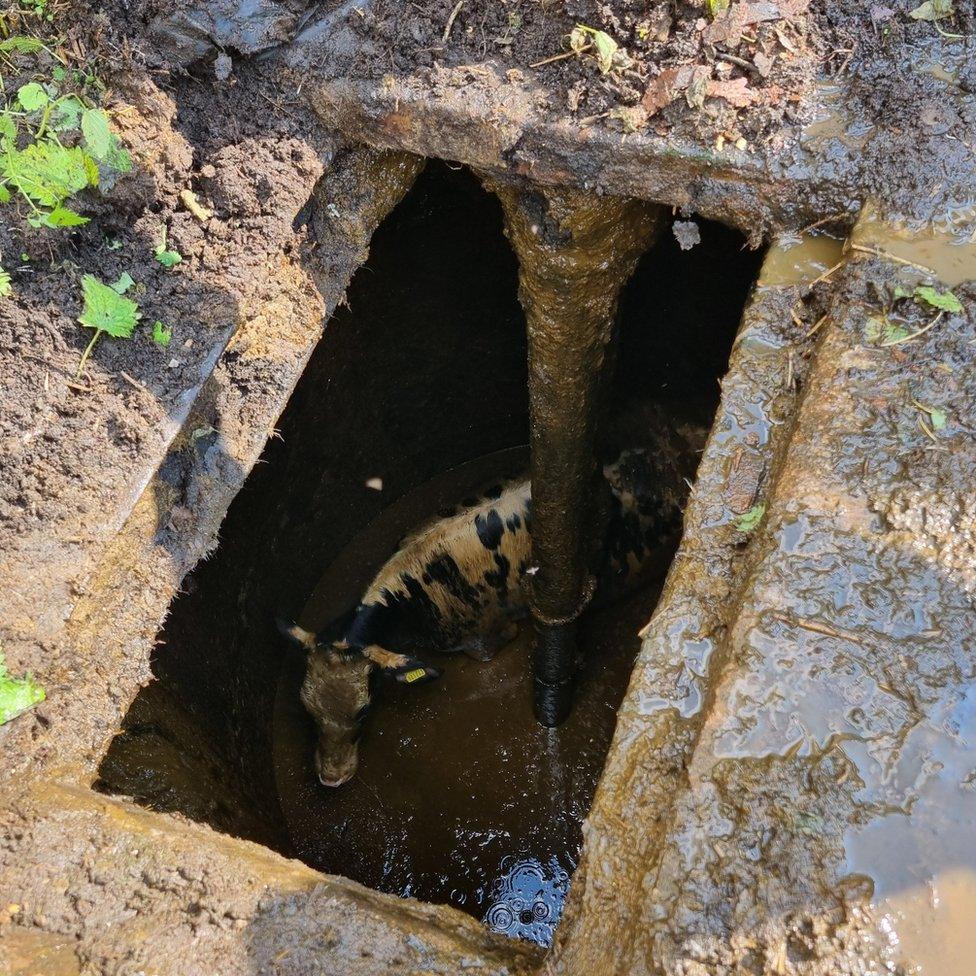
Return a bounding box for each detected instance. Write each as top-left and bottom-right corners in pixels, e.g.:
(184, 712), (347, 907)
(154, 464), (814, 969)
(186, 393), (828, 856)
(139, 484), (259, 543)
(757, 229), (846, 288)
(802, 85), (877, 154)
(843, 687), (976, 976)
(852, 203), (976, 287)
(273, 449), (663, 945)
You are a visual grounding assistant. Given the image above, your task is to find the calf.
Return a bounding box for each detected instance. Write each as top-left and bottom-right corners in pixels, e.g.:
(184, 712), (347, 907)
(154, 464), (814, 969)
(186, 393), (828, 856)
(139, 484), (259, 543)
(282, 438), (698, 786)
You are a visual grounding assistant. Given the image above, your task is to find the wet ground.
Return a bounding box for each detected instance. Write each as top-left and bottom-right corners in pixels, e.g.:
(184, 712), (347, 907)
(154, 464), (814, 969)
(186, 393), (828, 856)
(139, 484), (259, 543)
(273, 450), (667, 946)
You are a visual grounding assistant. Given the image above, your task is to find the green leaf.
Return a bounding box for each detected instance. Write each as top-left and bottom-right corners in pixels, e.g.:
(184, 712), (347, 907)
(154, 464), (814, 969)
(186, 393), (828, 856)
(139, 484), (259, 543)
(104, 135), (132, 175)
(590, 30), (617, 73)
(2, 140), (95, 207)
(929, 408), (947, 430)
(78, 274), (141, 338)
(706, 0), (730, 16)
(110, 271), (135, 294)
(914, 285), (963, 313)
(51, 95), (84, 133)
(0, 185), (10, 205)
(81, 108), (111, 160)
(734, 503), (766, 533)
(42, 205), (88, 227)
(83, 153), (100, 187)
(575, 25), (618, 73)
(52, 65), (66, 82)
(0, 36), (45, 54)
(0, 650), (45, 726)
(152, 320), (173, 347)
(154, 227), (182, 268)
(909, 0), (954, 20)
(0, 114), (16, 147)
(16, 81), (48, 111)
(0, 267), (11, 298)
(155, 247), (182, 268)
(865, 315), (909, 345)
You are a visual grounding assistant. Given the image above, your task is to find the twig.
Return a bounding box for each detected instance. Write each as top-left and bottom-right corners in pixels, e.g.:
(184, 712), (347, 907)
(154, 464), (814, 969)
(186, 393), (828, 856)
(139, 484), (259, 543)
(918, 416), (938, 444)
(774, 613), (861, 644)
(933, 22), (967, 40)
(880, 311), (943, 347)
(714, 50), (758, 75)
(805, 313), (829, 339)
(799, 214), (849, 234)
(808, 259), (845, 287)
(119, 370), (148, 394)
(847, 243), (937, 276)
(530, 45), (590, 69)
(442, 0), (464, 43)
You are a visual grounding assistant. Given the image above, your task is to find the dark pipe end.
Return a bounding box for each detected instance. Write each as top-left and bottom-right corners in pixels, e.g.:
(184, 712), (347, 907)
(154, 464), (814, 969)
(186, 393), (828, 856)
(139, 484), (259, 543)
(533, 677), (575, 727)
(532, 620), (579, 726)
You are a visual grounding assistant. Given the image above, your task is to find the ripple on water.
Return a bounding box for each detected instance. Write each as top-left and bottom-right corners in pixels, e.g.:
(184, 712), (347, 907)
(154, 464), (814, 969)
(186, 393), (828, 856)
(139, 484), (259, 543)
(482, 855), (571, 946)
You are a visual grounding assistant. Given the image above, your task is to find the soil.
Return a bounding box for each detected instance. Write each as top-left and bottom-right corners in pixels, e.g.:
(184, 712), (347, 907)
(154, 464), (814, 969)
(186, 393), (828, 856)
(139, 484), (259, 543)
(255, 0), (974, 227)
(0, 2), (331, 684)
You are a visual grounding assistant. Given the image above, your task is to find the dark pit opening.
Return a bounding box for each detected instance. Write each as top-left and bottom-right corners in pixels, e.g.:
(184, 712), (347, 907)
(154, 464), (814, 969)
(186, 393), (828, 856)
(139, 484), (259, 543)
(96, 161), (763, 945)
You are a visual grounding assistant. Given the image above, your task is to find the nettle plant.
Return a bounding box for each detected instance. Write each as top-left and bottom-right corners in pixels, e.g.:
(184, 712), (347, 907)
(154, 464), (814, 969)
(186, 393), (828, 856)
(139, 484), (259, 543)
(0, 39), (132, 228)
(1, 37), (176, 371)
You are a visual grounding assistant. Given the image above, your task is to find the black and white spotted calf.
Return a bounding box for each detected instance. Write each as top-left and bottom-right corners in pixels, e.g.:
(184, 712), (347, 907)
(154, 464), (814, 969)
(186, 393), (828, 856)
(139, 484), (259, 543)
(281, 440), (696, 786)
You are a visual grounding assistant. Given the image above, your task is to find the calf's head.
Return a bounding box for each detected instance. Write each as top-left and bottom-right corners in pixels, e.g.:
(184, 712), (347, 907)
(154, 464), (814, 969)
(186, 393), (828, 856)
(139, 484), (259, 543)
(279, 621), (440, 787)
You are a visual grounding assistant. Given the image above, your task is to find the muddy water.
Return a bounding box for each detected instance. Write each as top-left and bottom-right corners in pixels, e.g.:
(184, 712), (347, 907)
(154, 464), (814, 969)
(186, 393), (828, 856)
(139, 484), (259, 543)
(273, 450), (665, 945)
(843, 686), (976, 976)
(852, 204), (976, 286)
(757, 228), (846, 288)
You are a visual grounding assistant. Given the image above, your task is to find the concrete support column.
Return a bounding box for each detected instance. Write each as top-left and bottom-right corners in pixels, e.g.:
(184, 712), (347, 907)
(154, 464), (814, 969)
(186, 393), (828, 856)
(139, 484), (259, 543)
(483, 177), (664, 725)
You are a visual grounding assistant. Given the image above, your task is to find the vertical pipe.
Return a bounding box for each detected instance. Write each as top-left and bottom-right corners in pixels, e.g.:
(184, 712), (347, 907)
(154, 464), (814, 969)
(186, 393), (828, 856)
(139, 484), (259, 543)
(483, 177), (664, 725)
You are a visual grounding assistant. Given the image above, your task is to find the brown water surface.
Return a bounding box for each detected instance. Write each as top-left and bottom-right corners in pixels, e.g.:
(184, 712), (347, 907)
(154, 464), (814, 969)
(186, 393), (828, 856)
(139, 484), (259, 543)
(273, 451), (664, 945)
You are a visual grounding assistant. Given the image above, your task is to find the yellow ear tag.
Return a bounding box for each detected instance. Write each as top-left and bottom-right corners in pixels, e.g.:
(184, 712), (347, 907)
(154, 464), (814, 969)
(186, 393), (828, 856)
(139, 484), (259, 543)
(403, 668), (427, 683)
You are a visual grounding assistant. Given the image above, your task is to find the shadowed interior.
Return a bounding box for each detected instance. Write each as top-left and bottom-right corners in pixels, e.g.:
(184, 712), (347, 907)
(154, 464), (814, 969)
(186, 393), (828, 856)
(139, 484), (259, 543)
(96, 161), (763, 941)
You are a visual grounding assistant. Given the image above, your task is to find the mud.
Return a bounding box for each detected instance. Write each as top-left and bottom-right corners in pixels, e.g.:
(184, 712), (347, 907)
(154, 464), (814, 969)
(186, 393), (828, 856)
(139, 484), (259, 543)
(3, 1), (976, 972)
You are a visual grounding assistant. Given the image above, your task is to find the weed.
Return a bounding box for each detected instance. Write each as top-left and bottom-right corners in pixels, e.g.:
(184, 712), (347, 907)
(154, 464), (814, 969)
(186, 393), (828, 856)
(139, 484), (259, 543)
(154, 226), (182, 267)
(0, 649), (45, 725)
(0, 40), (131, 228)
(913, 284), (962, 314)
(76, 273), (141, 376)
(0, 265), (11, 296)
(152, 319), (172, 347)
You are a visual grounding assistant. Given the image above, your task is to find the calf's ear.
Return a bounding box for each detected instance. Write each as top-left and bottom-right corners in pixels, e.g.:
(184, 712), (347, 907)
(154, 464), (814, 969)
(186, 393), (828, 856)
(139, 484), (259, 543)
(276, 617), (318, 653)
(360, 644), (442, 685)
